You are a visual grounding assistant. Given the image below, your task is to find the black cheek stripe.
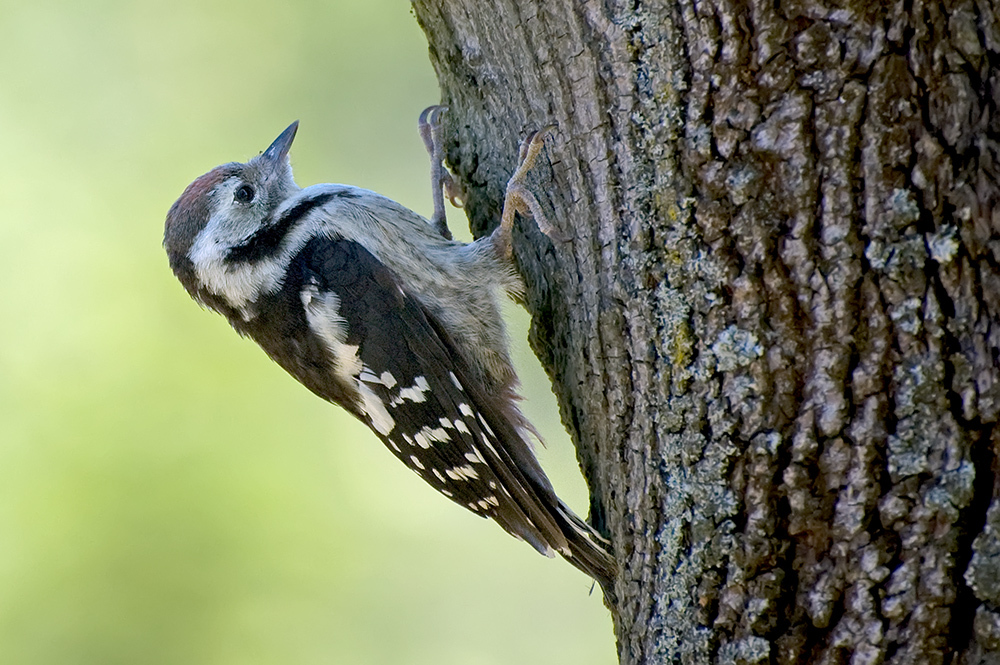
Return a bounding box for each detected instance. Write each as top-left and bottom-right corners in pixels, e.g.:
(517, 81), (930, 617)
(226, 191), (339, 264)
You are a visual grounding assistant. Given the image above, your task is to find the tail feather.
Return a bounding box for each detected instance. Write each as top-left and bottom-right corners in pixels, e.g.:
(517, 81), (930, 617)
(554, 502), (617, 601)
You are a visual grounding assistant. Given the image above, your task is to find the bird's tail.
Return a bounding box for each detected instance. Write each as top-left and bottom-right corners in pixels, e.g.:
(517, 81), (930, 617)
(553, 501), (618, 602)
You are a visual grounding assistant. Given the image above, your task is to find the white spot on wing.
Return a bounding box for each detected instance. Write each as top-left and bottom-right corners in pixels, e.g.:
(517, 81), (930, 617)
(361, 391), (395, 436)
(449, 372), (463, 391)
(476, 413), (495, 437)
(456, 464), (478, 479)
(453, 419), (471, 435)
(413, 425), (450, 449)
(360, 369), (400, 390)
(477, 436), (505, 472)
(445, 464), (479, 481)
(300, 285), (395, 435)
(458, 403), (474, 417)
(409, 455), (425, 470)
(300, 285), (352, 372)
(391, 375), (431, 405)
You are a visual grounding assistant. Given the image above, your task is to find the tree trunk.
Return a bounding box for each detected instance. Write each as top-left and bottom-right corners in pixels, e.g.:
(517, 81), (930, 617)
(410, 0), (1000, 662)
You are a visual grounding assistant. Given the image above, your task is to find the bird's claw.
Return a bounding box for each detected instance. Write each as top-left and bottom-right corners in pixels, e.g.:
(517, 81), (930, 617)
(493, 125), (563, 260)
(420, 107), (562, 257)
(419, 105), (465, 239)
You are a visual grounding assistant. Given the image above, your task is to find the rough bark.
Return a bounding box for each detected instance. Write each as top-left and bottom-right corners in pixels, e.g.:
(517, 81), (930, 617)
(410, 0), (1000, 663)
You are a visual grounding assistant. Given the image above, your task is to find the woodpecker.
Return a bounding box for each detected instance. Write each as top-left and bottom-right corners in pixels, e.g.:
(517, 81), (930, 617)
(163, 110), (616, 593)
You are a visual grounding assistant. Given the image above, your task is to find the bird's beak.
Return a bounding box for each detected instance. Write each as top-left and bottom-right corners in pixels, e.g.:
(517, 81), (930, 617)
(262, 121), (299, 163)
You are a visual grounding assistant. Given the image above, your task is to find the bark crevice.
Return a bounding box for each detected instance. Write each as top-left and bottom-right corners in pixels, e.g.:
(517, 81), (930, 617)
(412, 0), (1000, 661)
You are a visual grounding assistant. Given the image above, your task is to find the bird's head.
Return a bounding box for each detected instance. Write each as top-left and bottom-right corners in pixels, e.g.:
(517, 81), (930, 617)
(163, 121), (301, 301)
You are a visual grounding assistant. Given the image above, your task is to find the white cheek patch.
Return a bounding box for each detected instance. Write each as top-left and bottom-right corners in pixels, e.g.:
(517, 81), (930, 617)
(188, 187), (348, 314)
(188, 226), (280, 313)
(186, 183), (430, 317)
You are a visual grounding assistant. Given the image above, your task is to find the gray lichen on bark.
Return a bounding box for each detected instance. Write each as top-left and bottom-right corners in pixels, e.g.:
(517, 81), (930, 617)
(412, 0), (1000, 663)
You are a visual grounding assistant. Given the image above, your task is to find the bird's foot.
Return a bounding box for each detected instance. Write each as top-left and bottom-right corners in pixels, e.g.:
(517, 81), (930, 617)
(492, 126), (563, 260)
(418, 105), (464, 240)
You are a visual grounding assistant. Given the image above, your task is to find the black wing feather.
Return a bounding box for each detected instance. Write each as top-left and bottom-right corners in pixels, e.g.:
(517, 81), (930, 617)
(295, 235), (615, 590)
(300, 237), (564, 547)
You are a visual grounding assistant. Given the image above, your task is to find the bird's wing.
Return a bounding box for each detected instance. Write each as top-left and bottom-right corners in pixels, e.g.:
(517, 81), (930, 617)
(297, 235), (571, 556)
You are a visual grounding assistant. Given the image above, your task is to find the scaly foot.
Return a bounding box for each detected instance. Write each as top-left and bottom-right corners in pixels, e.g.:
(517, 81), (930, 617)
(418, 105), (464, 240)
(492, 126), (561, 260)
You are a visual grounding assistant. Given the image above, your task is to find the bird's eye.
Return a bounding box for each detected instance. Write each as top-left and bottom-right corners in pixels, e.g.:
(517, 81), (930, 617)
(234, 184), (255, 203)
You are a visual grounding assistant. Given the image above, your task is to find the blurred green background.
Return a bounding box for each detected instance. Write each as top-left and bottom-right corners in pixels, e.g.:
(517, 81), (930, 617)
(0, 1), (615, 663)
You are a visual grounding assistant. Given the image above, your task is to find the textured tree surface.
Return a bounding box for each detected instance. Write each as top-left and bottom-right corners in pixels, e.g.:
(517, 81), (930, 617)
(411, 0), (1000, 662)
